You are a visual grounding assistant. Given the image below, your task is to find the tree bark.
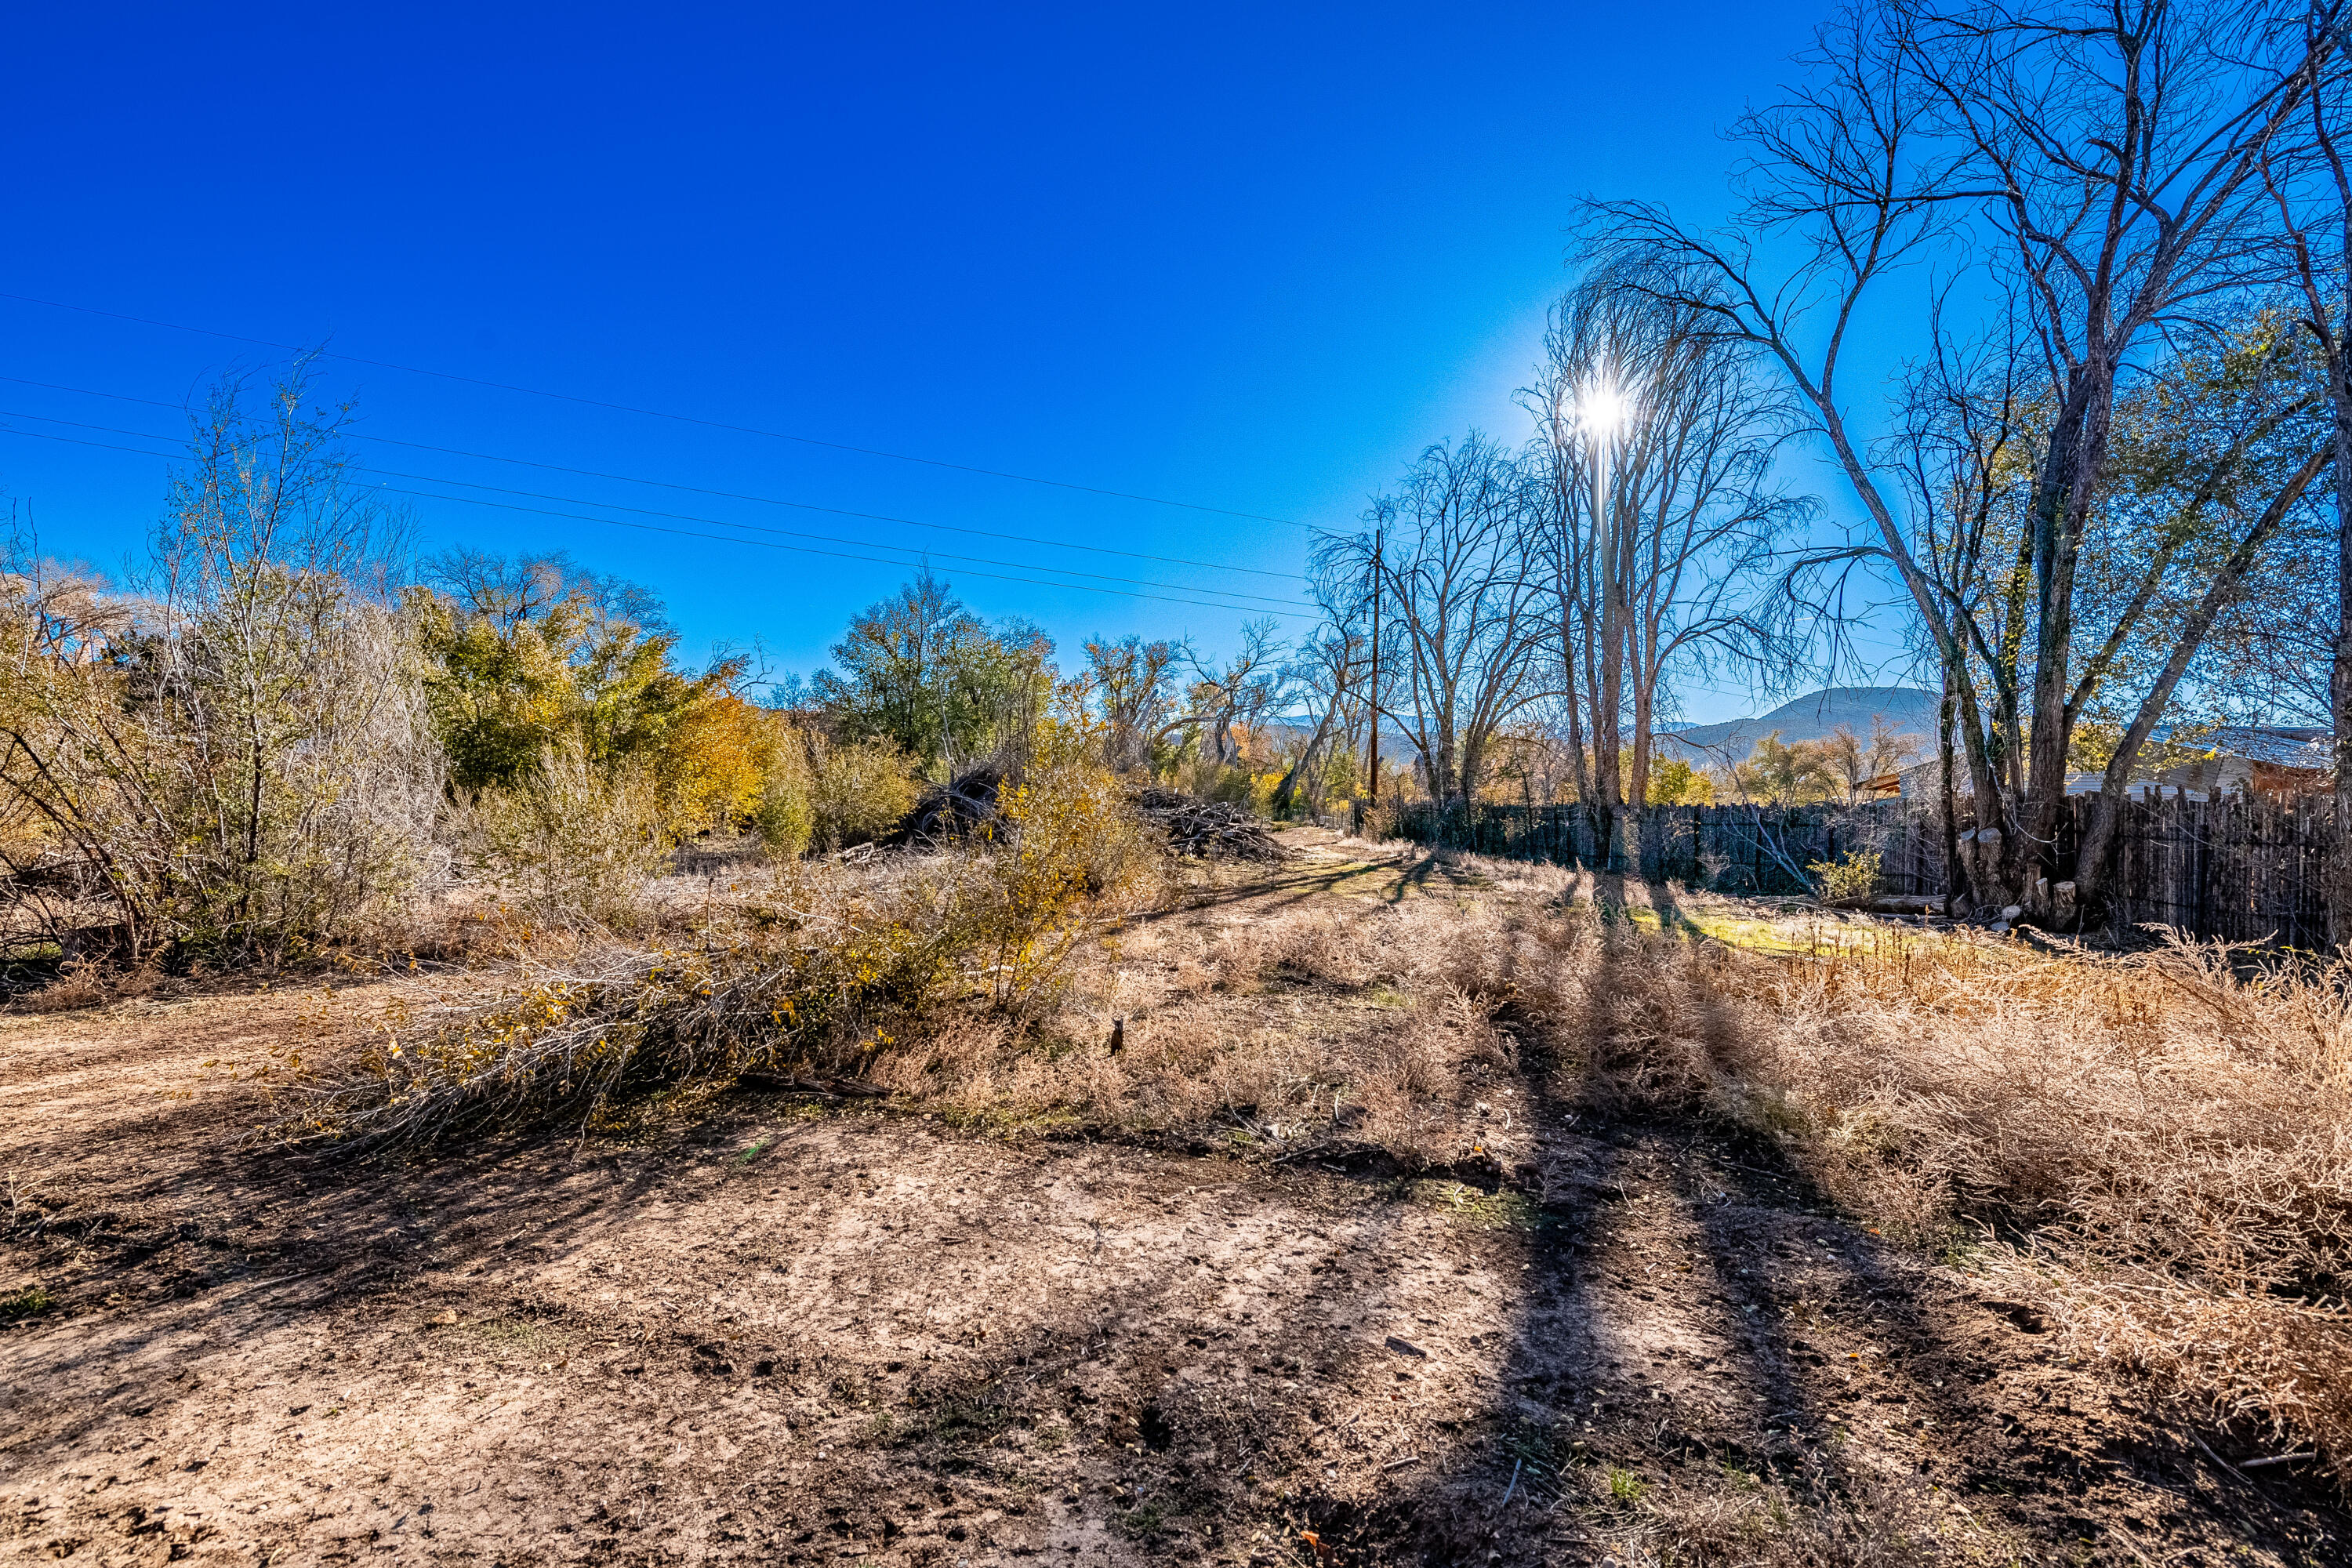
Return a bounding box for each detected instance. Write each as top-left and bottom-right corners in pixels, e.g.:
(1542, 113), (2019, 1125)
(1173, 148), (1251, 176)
(1938, 671), (1970, 916)
(2333, 365), (2352, 948)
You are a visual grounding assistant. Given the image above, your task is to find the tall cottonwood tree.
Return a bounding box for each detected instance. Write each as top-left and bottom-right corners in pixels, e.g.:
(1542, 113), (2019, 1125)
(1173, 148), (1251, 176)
(1886, 309), (2333, 911)
(1083, 633), (1188, 773)
(1527, 261), (1802, 829)
(2262, 5), (2352, 941)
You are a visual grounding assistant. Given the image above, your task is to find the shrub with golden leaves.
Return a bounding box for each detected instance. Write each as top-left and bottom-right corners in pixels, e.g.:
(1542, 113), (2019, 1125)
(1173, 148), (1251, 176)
(753, 730), (818, 858)
(810, 735), (919, 849)
(978, 760), (1161, 1007)
(1807, 848), (1881, 905)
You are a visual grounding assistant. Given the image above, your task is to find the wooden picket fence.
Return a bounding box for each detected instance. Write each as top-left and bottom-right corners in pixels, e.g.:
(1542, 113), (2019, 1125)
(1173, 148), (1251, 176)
(1385, 793), (2334, 948)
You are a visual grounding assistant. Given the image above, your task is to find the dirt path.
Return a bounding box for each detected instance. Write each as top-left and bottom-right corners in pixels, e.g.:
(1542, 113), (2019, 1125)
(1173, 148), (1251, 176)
(1, 847), (2342, 1566)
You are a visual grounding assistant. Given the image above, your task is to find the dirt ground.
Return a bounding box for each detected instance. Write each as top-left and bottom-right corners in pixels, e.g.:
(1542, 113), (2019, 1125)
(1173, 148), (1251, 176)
(1, 833), (2344, 1566)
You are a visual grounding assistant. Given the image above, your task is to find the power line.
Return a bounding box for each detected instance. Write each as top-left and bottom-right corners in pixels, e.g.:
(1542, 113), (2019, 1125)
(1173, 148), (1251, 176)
(0, 291), (1315, 529)
(0, 422), (1312, 621)
(376, 483), (1315, 618)
(0, 407), (1315, 609)
(372, 477), (1312, 608)
(0, 373), (1308, 583)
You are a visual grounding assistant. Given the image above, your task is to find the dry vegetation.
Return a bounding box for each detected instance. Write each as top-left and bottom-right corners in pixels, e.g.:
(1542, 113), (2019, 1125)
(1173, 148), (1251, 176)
(347, 826), (2352, 1491)
(1022, 846), (2352, 1497)
(6, 815), (2327, 1563)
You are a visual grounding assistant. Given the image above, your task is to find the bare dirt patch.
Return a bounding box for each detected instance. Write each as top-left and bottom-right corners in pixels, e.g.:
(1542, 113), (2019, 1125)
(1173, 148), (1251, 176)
(1, 834), (2343, 1565)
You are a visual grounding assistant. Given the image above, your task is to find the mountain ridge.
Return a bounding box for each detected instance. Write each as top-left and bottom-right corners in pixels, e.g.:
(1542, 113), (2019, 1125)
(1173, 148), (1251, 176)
(1654, 685), (1939, 763)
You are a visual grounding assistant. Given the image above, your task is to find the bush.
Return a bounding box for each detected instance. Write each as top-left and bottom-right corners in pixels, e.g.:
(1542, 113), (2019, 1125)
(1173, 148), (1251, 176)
(453, 738), (668, 926)
(753, 731), (817, 858)
(811, 736), (919, 848)
(269, 859), (977, 1149)
(1808, 848), (1882, 905)
(0, 385), (444, 966)
(980, 761), (1161, 1007)
(657, 692), (779, 835)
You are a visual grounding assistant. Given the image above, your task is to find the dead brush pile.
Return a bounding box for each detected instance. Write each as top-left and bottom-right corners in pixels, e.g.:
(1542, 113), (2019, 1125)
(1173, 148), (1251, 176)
(1131, 786), (1290, 862)
(266, 761), (1163, 1151)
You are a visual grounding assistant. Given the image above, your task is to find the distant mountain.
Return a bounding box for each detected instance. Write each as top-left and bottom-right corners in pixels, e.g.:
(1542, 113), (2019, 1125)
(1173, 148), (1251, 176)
(1653, 686), (1939, 764)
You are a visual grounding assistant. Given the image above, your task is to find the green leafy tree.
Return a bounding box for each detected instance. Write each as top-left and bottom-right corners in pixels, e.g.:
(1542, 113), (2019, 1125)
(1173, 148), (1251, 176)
(1645, 756), (1713, 805)
(413, 552), (740, 793)
(811, 572), (1051, 775)
(1733, 731), (1839, 804)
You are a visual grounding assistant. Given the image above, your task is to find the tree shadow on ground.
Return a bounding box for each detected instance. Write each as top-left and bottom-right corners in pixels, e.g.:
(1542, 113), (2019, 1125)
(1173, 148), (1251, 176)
(10, 867), (2347, 1565)
(1273, 907), (2348, 1567)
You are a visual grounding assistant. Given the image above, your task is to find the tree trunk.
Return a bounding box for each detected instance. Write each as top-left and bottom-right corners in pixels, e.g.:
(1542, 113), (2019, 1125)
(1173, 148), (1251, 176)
(1272, 681), (1346, 817)
(2077, 442), (2333, 920)
(1938, 672), (1970, 916)
(1628, 673), (1654, 809)
(2333, 365), (2352, 949)
(2019, 387), (2104, 910)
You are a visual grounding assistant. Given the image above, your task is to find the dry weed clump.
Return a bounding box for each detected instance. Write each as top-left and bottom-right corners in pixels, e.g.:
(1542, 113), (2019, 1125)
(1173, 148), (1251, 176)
(873, 878), (1559, 1163)
(1571, 1450), (1948, 1568)
(448, 736), (670, 927)
(13, 958), (170, 1014)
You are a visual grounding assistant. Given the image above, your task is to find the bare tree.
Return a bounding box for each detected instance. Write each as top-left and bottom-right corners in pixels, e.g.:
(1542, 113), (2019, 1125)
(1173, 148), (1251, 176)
(1827, 716), (1921, 799)
(1083, 633), (1188, 774)
(1527, 260), (1806, 841)
(424, 547), (668, 638)
(1319, 435), (1551, 807)
(1270, 629), (1367, 816)
(1589, 0), (2346, 920)
(1188, 619), (1287, 774)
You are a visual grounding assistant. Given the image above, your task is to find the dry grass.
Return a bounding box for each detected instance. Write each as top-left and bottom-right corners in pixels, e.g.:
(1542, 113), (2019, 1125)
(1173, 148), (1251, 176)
(1360, 855), (2350, 1492)
(870, 842), (2352, 1488)
(860, 869), (1550, 1165)
(1711, 922), (2352, 1485)
(264, 825), (2352, 1492)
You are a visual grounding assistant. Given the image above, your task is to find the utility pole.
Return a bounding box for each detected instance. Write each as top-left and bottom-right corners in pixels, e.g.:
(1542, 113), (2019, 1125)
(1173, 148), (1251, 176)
(1366, 526), (1382, 808)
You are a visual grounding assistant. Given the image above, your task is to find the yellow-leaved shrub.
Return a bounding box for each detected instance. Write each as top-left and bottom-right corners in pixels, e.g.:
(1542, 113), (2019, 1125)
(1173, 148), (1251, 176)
(810, 735), (919, 849)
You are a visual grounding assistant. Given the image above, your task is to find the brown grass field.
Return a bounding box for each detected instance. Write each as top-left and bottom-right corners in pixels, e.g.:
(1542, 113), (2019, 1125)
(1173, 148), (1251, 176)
(2, 828), (2346, 1566)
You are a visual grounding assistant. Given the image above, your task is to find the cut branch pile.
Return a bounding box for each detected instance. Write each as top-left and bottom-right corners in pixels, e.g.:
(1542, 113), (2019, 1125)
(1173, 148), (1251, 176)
(889, 764), (1005, 846)
(1133, 786), (1290, 862)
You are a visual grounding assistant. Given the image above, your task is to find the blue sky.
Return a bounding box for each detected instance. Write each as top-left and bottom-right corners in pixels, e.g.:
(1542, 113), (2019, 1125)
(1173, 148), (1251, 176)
(0, 0), (1887, 723)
